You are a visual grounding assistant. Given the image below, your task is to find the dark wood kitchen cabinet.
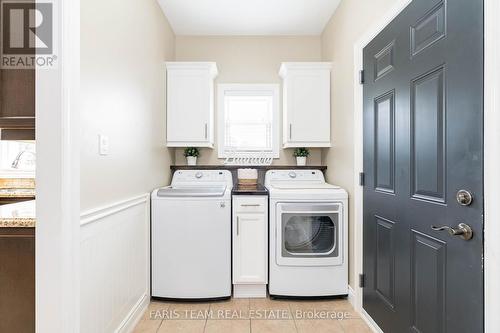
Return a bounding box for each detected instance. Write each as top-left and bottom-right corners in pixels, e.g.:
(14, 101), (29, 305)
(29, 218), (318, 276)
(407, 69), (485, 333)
(0, 68), (35, 139)
(0, 0), (36, 139)
(0, 228), (35, 333)
(0, 195), (36, 205)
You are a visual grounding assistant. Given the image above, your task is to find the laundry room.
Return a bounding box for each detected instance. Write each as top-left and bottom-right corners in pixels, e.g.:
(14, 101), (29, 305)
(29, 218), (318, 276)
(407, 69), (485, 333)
(80, 2), (364, 328)
(23, 0), (497, 332)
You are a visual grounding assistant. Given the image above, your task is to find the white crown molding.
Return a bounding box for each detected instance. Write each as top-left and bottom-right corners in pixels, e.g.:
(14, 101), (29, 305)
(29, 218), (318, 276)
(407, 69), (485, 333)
(279, 62), (332, 78)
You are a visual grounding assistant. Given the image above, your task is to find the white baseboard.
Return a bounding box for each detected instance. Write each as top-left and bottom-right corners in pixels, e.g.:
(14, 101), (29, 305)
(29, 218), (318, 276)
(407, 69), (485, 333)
(347, 285), (356, 307)
(361, 309), (384, 333)
(348, 285), (384, 333)
(116, 293), (150, 333)
(233, 284), (267, 298)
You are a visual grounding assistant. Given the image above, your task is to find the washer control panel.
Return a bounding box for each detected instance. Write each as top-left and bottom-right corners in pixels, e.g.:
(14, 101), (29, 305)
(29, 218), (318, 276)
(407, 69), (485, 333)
(172, 170), (233, 187)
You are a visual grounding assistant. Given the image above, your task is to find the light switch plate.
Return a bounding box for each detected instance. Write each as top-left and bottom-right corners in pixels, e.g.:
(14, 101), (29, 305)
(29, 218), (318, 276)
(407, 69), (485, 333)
(99, 134), (109, 155)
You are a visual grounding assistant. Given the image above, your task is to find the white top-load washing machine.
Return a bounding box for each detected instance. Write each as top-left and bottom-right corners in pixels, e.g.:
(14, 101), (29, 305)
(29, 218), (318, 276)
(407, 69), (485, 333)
(151, 170), (233, 300)
(265, 170), (348, 297)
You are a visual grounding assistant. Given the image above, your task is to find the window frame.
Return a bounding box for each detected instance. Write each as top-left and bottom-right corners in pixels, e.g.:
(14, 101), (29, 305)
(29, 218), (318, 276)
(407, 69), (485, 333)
(217, 83), (280, 159)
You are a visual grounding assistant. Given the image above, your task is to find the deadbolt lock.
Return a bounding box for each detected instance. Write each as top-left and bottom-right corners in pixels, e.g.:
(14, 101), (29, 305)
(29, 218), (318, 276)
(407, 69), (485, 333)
(456, 190), (473, 206)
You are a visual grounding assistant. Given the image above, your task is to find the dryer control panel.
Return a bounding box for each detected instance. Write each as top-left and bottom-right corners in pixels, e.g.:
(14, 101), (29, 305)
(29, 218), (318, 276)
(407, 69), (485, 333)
(265, 170), (325, 183)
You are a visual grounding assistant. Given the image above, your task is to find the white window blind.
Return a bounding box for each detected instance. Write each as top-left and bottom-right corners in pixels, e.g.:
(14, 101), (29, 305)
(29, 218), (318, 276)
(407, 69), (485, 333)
(218, 84), (279, 158)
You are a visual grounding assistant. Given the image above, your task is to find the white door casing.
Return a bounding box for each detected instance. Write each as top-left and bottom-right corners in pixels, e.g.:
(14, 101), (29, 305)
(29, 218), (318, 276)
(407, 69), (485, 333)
(36, 0), (81, 332)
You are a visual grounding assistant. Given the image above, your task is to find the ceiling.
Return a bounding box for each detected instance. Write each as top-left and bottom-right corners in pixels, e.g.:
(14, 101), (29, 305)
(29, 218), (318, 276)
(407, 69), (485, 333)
(157, 0), (342, 36)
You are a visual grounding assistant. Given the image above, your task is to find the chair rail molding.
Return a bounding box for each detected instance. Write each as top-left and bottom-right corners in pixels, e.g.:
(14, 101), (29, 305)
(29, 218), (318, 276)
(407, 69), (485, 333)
(80, 193), (149, 226)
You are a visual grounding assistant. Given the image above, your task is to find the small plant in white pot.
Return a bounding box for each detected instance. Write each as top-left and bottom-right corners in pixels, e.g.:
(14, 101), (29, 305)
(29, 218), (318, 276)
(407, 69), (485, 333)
(184, 147), (200, 166)
(293, 148), (310, 166)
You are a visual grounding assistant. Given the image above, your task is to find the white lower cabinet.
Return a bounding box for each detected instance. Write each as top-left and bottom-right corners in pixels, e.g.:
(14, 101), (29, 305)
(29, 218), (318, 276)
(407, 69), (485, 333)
(232, 196), (268, 298)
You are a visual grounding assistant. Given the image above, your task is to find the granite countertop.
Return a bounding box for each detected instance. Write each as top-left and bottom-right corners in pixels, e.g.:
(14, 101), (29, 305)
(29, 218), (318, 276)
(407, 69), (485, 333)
(171, 165), (327, 171)
(0, 200), (35, 228)
(0, 178), (35, 198)
(232, 183), (269, 195)
(0, 188), (36, 198)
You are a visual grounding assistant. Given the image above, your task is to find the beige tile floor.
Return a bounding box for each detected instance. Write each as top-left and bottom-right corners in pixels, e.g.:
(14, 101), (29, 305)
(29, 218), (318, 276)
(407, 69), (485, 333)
(133, 297), (372, 333)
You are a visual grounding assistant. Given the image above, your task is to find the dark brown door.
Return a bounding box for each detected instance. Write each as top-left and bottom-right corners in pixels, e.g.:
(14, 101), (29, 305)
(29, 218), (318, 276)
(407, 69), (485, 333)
(362, 0), (483, 332)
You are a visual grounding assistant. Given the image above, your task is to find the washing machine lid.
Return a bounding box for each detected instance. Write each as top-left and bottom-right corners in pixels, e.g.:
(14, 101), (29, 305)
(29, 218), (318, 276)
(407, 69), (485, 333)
(157, 185), (227, 197)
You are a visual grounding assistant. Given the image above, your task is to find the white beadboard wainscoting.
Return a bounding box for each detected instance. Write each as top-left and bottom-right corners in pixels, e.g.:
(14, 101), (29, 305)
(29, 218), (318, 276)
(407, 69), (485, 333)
(80, 194), (151, 333)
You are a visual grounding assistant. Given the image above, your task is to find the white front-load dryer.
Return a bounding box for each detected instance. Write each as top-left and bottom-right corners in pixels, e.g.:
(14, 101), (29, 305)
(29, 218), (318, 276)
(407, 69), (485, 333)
(265, 170), (348, 297)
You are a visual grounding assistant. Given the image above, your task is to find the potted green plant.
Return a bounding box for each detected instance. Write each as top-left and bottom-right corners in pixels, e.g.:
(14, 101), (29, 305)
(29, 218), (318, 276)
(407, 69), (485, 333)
(184, 147), (200, 166)
(293, 148), (310, 166)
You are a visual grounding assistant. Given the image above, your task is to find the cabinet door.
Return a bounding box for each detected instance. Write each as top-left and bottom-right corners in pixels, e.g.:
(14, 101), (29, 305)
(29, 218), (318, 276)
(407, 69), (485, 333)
(0, 69), (35, 131)
(167, 69), (211, 146)
(0, 228), (35, 332)
(233, 212), (267, 284)
(285, 70), (330, 147)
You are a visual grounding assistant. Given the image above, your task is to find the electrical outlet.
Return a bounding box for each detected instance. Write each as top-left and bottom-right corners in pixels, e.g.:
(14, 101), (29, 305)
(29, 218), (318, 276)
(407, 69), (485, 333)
(99, 134), (109, 155)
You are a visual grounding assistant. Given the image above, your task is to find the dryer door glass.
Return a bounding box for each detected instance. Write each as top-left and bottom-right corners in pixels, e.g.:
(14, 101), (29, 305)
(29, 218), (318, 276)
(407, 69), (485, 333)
(282, 212), (338, 257)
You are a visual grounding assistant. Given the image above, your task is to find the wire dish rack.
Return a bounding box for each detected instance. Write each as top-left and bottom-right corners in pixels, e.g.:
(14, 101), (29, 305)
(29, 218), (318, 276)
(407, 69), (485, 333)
(223, 151), (273, 166)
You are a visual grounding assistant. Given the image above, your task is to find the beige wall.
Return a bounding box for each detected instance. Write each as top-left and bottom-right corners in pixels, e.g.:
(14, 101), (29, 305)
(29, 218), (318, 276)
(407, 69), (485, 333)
(174, 36), (324, 166)
(80, 0), (175, 210)
(321, 0), (403, 285)
(78, 0), (405, 283)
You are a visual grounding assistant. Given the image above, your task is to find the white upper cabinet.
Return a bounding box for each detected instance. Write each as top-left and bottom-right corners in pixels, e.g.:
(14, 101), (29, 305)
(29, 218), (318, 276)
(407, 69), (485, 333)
(280, 62), (332, 148)
(166, 62), (218, 147)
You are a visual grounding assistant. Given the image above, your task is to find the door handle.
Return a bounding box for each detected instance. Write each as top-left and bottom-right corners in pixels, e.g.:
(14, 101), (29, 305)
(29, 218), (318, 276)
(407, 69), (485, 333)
(289, 124), (292, 140)
(236, 216), (240, 236)
(431, 223), (473, 240)
(241, 204), (260, 207)
(204, 123), (208, 139)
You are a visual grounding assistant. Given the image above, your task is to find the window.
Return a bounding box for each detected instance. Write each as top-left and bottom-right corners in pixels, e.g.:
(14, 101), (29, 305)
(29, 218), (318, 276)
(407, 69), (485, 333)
(217, 84), (279, 158)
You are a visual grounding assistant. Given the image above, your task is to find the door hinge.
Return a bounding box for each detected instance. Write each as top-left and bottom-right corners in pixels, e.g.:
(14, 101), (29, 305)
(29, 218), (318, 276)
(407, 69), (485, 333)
(359, 172), (365, 186)
(359, 69), (365, 84)
(359, 273), (366, 288)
